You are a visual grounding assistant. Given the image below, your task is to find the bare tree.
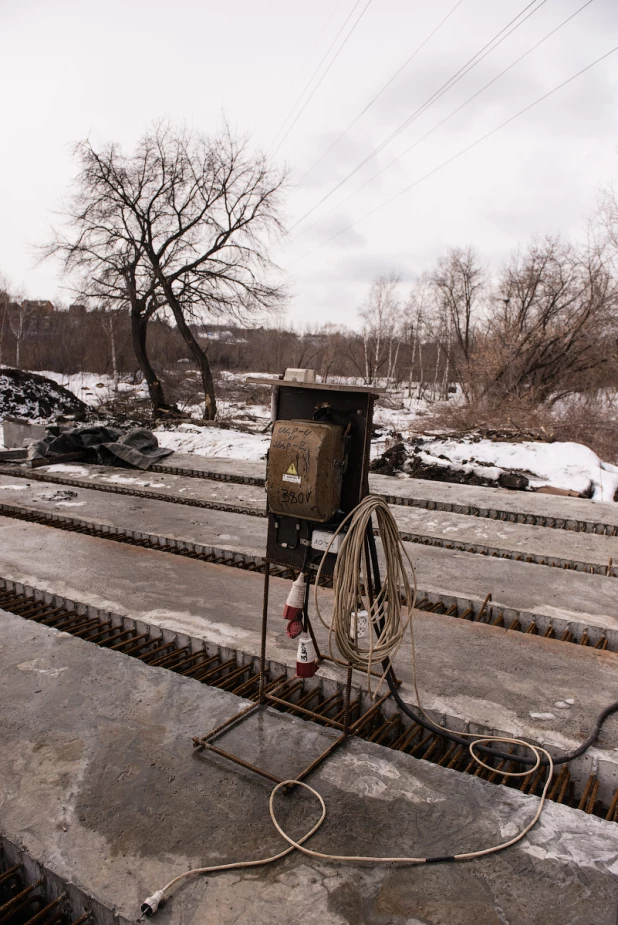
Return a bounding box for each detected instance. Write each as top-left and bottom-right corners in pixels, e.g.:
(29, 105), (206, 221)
(45, 145), (171, 413)
(47, 124), (287, 419)
(404, 274), (431, 398)
(8, 299), (36, 369)
(429, 246), (485, 399)
(359, 272), (402, 385)
(96, 305), (124, 385)
(480, 236), (617, 405)
(0, 276), (10, 367)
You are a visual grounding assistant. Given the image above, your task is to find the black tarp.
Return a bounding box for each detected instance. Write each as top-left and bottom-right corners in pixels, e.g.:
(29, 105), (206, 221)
(28, 426), (174, 470)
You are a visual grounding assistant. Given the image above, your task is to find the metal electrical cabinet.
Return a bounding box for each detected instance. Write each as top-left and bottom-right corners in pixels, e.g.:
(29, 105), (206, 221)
(192, 373), (389, 790)
(251, 376), (384, 574)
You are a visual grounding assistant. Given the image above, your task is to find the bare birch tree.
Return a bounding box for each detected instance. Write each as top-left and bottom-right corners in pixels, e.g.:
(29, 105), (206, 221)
(429, 246), (485, 399)
(8, 300), (35, 369)
(359, 272), (402, 385)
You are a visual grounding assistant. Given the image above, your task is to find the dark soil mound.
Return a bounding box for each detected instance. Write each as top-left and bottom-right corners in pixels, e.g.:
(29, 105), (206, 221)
(405, 454), (496, 487)
(0, 368), (87, 421)
(370, 442), (408, 476)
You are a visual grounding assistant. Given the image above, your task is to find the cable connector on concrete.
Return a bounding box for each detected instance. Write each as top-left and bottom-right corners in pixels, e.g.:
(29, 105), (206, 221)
(140, 890), (165, 917)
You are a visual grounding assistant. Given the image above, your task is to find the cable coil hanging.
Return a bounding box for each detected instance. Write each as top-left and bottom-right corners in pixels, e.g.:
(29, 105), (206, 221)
(314, 494), (416, 693)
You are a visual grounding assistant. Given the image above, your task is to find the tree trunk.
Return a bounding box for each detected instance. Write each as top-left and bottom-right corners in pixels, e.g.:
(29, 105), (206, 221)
(417, 341), (425, 399)
(408, 334), (417, 398)
(130, 309), (166, 414)
(163, 292), (217, 419)
(109, 318), (119, 385)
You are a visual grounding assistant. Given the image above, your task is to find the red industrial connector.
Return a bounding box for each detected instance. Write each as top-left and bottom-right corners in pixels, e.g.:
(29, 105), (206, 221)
(295, 632), (317, 678)
(283, 573), (305, 638)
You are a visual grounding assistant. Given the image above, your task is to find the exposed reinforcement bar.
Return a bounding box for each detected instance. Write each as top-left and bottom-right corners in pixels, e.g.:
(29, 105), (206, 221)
(1, 463), (617, 535)
(0, 501), (613, 651)
(1, 576), (616, 820)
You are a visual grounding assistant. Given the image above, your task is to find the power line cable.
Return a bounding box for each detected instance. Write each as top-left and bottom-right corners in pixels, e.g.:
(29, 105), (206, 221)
(294, 0), (596, 240)
(268, 0), (365, 153)
(299, 0), (466, 183)
(307, 0), (345, 59)
(289, 0), (546, 232)
(270, 0), (374, 156)
(288, 43), (618, 267)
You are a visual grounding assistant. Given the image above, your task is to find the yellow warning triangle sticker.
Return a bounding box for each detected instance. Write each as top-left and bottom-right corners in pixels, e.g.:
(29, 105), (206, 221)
(286, 462), (298, 476)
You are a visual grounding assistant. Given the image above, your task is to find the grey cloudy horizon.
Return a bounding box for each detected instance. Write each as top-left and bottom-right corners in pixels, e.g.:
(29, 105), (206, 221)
(1, 0), (617, 330)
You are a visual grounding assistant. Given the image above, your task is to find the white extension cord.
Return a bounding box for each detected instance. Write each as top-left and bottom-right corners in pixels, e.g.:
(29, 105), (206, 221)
(140, 495), (553, 918)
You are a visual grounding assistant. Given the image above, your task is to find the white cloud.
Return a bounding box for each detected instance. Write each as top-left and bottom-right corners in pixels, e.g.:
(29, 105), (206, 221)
(1, 0), (617, 328)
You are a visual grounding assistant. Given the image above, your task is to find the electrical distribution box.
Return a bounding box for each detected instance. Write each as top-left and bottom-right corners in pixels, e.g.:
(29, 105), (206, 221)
(267, 419), (346, 523)
(248, 372), (384, 574)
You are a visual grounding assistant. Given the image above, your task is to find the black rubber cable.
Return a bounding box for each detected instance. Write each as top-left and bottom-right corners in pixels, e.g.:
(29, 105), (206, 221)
(365, 526), (618, 768)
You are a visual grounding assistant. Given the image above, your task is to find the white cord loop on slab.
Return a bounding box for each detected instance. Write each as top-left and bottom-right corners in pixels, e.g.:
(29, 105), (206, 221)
(145, 741), (552, 915)
(141, 495), (554, 916)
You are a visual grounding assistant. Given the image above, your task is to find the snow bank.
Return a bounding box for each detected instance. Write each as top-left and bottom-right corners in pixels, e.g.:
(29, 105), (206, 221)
(154, 425), (270, 460)
(35, 371), (149, 407)
(416, 438), (618, 503)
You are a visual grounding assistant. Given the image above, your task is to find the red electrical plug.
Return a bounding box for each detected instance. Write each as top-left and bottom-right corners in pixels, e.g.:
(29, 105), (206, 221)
(296, 632), (317, 678)
(283, 573), (305, 638)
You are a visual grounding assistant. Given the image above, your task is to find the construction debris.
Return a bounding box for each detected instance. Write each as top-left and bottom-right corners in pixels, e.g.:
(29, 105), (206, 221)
(28, 425), (174, 470)
(0, 368), (87, 422)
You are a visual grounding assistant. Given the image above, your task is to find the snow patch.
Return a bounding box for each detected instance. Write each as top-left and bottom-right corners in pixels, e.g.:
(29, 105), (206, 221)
(154, 426), (270, 460)
(45, 465), (91, 475)
(414, 438), (618, 502)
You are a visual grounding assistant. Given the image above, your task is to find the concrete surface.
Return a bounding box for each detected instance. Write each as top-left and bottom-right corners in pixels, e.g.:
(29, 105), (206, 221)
(2, 609), (618, 925)
(2, 418), (47, 448)
(1, 482), (617, 646)
(0, 475), (266, 558)
(153, 453), (266, 482)
(3, 473), (617, 575)
(391, 504), (618, 573)
(369, 474), (618, 530)
(1, 517), (618, 796)
(6, 457), (618, 535)
(158, 453), (618, 531)
(5, 462), (268, 512)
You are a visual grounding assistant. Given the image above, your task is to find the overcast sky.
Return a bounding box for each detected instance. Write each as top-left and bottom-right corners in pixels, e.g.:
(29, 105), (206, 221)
(1, 0), (617, 329)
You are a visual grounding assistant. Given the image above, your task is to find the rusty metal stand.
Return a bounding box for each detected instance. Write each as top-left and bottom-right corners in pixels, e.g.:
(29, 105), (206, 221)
(193, 518), (400, 784)
(193, 561), (355, 786)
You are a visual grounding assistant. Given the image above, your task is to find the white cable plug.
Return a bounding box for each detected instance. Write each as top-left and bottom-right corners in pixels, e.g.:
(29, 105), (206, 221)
(140, 890), (165, 917)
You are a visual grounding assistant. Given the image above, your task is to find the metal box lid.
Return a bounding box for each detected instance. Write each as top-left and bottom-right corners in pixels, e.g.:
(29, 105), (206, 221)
(267, 419), (346, 523)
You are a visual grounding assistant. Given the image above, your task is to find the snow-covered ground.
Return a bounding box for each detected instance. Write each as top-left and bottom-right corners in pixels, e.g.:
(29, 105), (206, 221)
(413, 438), (618, 503)
(154, 423), (270, 460)
(37, 371), (150, 407)
(6, 368), (617, 502)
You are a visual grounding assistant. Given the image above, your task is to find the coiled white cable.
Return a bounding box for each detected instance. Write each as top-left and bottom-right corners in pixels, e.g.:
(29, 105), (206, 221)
(314, 494), (417, 696)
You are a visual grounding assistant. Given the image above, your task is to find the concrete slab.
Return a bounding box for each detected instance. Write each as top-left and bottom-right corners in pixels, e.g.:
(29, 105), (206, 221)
(4, 474), (618, 576)
(371, 474), (618, 532)
(2, 418), (47, 448)
(0, 462), (268, 512)
(6, 457), (618, 535)
(1, 479), (617, 646)
(3, 608), (618, 925)
(0, 476), (266, 558)
(391, 505), (618, 573)
(153, 454), (618, 532)
(153, 453), (266, 483)
(1, 518), (618, 796)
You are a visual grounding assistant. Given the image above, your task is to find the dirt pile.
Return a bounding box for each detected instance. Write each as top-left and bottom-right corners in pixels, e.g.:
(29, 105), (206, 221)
(0, 368), (87, 422)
